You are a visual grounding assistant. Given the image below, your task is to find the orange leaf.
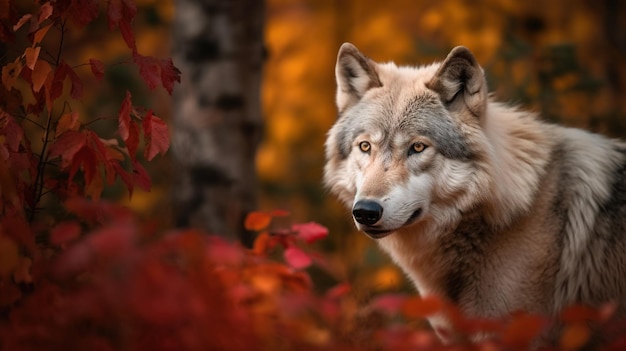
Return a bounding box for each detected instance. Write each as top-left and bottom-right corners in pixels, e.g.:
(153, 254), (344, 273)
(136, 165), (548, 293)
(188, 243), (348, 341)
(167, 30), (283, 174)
(252, 231), (271, 255)
(560, 323), (591, 350)
(402, 295), (444, 318)
(55, 112), (80, 137)
(31, 59), (52, 93)
(24, 47), (40, 70)
(501, 313), (547, 348)
(33, 23), (52, 45)
(13, 14), (32, 31)
(37, 2), (53, 24)
(1, 58), (23, 90)
(245, 211), (272, 231)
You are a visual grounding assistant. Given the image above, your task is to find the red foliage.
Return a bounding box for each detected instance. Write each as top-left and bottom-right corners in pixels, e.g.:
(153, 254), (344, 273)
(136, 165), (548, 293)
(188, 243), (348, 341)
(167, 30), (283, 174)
(2, 1), (626, 350)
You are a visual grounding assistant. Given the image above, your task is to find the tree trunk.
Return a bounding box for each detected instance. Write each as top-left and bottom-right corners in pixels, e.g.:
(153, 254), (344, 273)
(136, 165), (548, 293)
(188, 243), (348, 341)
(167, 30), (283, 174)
(171, 0), (264, 245)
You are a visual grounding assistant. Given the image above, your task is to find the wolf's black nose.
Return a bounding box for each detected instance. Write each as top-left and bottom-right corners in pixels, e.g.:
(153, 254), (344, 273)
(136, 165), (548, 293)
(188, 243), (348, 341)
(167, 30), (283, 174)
(352, 200), (383, 225)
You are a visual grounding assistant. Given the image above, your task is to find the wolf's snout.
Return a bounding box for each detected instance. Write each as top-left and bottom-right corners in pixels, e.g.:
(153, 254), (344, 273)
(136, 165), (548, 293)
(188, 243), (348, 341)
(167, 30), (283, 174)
(352, 200), (383, 225)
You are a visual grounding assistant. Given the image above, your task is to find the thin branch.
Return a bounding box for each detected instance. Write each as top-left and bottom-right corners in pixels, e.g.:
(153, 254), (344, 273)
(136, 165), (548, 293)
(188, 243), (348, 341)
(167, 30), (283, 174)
(15, 115), (46, 129)
(29, 19), (67, 222)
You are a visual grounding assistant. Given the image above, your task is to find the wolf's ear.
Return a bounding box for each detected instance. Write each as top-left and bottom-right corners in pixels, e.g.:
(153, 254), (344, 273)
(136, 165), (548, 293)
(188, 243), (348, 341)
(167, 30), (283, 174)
(426, 46), (487, 117)
(335, 43), (382, 113)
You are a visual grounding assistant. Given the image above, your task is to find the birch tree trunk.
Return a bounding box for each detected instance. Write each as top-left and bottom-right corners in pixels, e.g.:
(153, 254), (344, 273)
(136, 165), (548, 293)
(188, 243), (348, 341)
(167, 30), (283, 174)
(171, 0), (264, 245)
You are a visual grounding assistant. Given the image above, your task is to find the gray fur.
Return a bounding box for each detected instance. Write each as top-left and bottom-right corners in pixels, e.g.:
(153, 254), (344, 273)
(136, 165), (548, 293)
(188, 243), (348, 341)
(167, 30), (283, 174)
(325, 43), (626, 345)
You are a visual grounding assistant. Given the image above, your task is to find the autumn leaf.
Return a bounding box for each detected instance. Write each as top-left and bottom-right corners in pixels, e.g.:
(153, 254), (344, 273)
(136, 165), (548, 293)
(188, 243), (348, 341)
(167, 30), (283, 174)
(0, 111), (24, 152)
(13, 14), (32, 31)
(24, 47), (40, 70)
(125, 119), (139, 161)
(371, 294), (408, 315)
(292, 222), (328, 244)
(245, 211), (272, 231)
(142, 110), (169, 160)
(55, 111), (80, 137)
(89, 58), (105, 79)
(69, 0), (99, 28)
(118, 90), (132, 140)
(132, 160), (151, 191)
(560, 323), (591, 350)
(2, 58), (23, 90)
(48, 130), (88, 168)
(501, 313), (548, 348)
(31, 59), (52, 93)
(50, 221), (82, 246)
(66, 65), (83, 99)
(120, 19), (136, 52)
(160, 58), (181, 95)
(37, 2), (53, 24)
(0, 235), (19, 276)
(33, 23), (52, 45)
(85, 169), (104, 200)
(252, 231), (271, 255)
(402, 295), (445, 319)
(284, 246), (312, 269)
(135, 54), (160, 90)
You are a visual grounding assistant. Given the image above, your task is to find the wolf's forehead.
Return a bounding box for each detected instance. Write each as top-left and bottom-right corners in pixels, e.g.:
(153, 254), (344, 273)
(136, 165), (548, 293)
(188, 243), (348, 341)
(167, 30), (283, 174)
(367, 93), (473, 160)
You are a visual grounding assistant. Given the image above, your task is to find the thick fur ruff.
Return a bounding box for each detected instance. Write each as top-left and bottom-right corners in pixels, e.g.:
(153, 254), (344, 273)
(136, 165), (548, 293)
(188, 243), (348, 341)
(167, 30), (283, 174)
(324, 43), (626, 343)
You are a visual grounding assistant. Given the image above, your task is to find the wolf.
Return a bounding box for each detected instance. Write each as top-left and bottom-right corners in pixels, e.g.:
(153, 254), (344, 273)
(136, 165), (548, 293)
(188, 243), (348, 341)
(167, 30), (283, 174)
(324, 42), (626, 343)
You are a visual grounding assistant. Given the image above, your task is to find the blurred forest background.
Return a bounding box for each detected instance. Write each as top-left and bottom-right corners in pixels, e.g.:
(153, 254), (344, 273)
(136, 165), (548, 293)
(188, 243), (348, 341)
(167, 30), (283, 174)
(6, 0), (626, 296)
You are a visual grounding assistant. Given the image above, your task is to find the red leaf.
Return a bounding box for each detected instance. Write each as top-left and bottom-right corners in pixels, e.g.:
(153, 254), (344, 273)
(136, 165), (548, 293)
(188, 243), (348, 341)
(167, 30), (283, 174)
(118, 91), (132, 140)
(89, 58), (104, 79)
(69, 0), (99, 28)
(325, 282), (351, 299)
(69, 146), (98, 186)
(50, 61), (68, 101)
(402, 295), (444, 318)
(107, 0), (122, 29)
(501, 313), (548, 348)
(371, 294), (409, 315)
(132, 160), (151, 191)
(292, 222), (329, 244)
(126, 119), (139, 161)
(120, 19), (136, 52)
(113, 162), (134, 197)
(50, 221), (81, 246)
(66, 65), (83, 99)
(135, 54), (160, 90)
(143, 110), (169, 160)
(284, 246), (312, 269)
(0, 112), (24, 152)
(48, 130), (88, 168)
(160, 58), (180, 95)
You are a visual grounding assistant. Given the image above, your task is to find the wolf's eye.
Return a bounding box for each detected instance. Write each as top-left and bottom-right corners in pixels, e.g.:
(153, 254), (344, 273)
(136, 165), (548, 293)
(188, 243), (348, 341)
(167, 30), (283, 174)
(409, 142), (427, 155)
(359, 141), (371, 153)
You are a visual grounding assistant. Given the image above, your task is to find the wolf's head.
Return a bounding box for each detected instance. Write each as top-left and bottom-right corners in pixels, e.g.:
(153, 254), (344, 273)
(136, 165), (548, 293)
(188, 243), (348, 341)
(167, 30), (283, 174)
(324, 43), (494, 239)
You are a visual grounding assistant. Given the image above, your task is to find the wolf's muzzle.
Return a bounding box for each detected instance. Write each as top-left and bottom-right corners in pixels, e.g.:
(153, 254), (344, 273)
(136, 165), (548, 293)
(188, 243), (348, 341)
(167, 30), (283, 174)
(352, 200), (383, 225)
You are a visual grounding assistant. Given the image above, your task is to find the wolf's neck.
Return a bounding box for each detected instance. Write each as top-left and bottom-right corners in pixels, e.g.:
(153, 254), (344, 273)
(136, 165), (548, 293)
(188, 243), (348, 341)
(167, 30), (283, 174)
(481, 102), (554, 227)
